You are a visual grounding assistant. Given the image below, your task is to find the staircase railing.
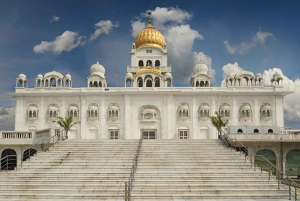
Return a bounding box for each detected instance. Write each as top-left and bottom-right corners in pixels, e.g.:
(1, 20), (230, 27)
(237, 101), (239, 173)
(220, 129), (298, 201)
(125, 133), (143, 201)
(1, 130), (65, 171)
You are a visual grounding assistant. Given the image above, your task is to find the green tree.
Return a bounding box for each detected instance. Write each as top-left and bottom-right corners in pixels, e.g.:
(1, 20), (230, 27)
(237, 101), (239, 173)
(210, 111), (228, 139)
(55, 116), (79, 139)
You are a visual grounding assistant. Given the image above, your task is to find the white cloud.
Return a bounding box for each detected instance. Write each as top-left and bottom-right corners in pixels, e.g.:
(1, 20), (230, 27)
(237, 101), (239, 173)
(50, 15), (60, 23)
(131, 7), (212, 84)
(89, 20), (119, 41)
(0, 107), (15, 130)
(224, 31), (274, 55)
(131, 20), (145, 37)
(33, 31), (82, 54)
(151, 7), (192, 25)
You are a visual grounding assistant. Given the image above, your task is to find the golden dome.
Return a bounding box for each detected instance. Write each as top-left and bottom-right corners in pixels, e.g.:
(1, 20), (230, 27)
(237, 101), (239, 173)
(134, 11), (165, 49)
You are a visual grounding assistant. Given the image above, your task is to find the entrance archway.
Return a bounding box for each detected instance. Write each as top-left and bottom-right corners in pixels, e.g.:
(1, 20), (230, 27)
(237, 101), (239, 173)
(285, 149), (300, 176)
(255, 149), (276, 175)
(1, 148), (17, 170)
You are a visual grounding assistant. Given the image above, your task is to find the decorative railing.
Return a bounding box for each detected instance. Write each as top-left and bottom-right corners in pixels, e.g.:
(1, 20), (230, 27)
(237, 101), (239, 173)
(125, 133), (143, 201)
(220, 129), (298, 200)
(1, 132), (32, 139)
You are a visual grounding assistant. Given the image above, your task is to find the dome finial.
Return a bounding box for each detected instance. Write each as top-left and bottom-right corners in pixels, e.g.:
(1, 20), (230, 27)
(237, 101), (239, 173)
(147, 10), (152, 27)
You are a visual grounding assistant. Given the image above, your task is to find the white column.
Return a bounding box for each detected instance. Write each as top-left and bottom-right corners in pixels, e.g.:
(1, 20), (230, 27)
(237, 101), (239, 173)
(192, 98), (197, 139)
(232, 99), (237, 125)
(80, 98), (86, 139)
(39, 97), (45, 129)
(124, 95), (131, 139)
(167, 95), (174, 139)
(254, 99), (259, 125)
(15, 98), (24, 131)
(211, 98), (216, 139)
(100, 98), (105, 139)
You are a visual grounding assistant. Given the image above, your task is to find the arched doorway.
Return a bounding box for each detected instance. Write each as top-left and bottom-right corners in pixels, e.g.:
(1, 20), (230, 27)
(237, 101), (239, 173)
(23, 148), (36, 161)
(1, 148), (17, 170)
(285, 149), (300, 176)
(255, 149), (276, 175)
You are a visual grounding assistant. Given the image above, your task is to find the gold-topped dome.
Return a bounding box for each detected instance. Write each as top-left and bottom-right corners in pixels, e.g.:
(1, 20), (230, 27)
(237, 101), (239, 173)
(134, 10), (165, 49)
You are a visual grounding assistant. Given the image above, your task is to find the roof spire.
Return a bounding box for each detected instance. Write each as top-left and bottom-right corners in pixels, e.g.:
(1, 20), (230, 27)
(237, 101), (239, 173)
(147, 10), (152, 27)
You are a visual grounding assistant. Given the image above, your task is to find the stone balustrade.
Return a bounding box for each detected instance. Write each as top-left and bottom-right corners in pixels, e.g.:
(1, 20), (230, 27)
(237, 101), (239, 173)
(227, 133), (300, 142)
(1, 131), (32, 139)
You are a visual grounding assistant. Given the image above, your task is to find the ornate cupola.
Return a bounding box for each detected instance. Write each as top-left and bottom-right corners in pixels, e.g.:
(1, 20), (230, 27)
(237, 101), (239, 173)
(125, 10), (172, 88)
(87, 62), (107, 87)
(190, 61), (211, 87)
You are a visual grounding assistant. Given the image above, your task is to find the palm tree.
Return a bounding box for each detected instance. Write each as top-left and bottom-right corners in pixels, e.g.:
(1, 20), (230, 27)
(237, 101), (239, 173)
(55, 116), (79, 139)
(210, 111), (228, 139)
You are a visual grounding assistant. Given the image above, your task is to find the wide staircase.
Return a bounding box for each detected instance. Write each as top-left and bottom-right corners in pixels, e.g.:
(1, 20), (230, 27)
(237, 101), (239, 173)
(131, 139), (289, 200)
(0, 139), (290, 200)
(0, 139), (137, 201)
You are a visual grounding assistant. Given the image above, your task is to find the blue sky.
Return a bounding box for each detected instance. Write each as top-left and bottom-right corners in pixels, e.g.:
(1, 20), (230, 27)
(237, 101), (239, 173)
(1, 0), (300, 129)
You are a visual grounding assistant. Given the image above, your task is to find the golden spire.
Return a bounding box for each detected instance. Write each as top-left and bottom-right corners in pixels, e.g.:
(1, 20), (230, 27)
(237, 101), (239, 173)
(147, 10), (152, 27)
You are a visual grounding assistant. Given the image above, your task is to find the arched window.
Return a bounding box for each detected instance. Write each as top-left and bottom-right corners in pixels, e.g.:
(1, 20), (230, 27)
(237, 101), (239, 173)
(137, 77), (143, 87)
(237, 129), (243, 133)
(23, 148), (36, 161)
(155, 60), (160, 66)
(146, 60), (152, 66)
(268, 129), (273, 133)
(254, 129), (259, 133)
(94, 81), (98, 87)
(50, 77), (56, 87)
(196, 81), (199, 87)
(146, 79), (152, 87)
(138, 60), (144, 67)
(200, 81), (204, 87)
(155, 78), (160, 87)
(99, 81), (102, 87)
(89, 81), (93, 87)
(205, 81), (209, 87)
(1, 149), (17, 170)
(126, 79), (132, 87)
(167, 79), (172, 87)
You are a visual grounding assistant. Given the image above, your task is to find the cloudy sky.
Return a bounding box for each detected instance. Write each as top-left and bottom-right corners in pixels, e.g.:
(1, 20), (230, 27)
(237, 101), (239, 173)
(1, 0), (300, 129)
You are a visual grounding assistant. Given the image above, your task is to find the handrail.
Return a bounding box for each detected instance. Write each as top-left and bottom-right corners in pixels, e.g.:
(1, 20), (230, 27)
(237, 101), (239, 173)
(125, 133), (143, 201)
(220, 129), (298, 201)
(1, 129), (65, 171)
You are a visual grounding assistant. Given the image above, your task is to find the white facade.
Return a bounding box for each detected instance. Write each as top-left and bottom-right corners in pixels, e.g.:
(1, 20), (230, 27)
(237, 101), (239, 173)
(8, 12), (292, 140)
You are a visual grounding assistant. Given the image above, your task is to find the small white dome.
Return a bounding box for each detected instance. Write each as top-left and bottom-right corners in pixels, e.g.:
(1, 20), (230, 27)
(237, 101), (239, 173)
(125, 72), (133, 79)
(18, 73), (26, 80)
(90, 62), (105, 77)
(66, 73), (71, 80)
(256, 73), (262, 77)
(261, 104), (271, 110)
(37, 73), (43, 79)
(165, 72), (172, 78)
(193, 61), (208, 75)
(273, 72), (281, 79)
(220, 104), (230, 111)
